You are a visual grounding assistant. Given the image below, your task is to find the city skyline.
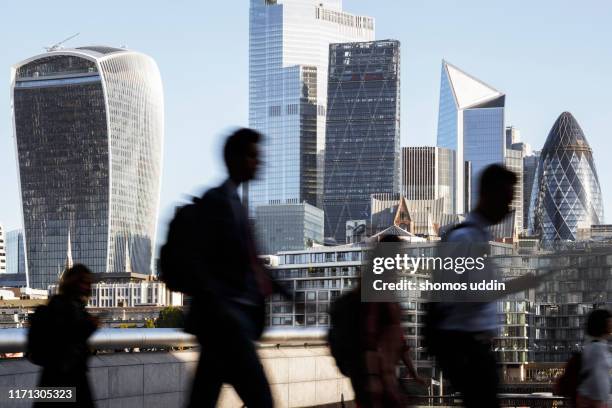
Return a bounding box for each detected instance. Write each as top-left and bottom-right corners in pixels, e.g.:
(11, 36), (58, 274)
(0, 1), (611, 238)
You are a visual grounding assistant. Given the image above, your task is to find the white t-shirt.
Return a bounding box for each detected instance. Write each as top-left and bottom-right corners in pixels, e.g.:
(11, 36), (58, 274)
(578, 340), (611, 402)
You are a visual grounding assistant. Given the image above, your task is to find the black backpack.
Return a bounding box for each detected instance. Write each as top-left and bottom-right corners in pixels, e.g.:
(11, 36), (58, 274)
(328, 290), (361, 376)
(554, 351), (584, 402)
(27, 305), (53, 366)
(159, 198), (203, 295)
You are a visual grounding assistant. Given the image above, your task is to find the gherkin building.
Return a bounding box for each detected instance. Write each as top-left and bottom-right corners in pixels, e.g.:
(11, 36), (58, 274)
(529, 112), (603, 242)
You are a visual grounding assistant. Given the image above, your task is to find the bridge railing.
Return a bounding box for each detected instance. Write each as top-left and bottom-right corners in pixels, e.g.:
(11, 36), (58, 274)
(0, 327), (329, 353)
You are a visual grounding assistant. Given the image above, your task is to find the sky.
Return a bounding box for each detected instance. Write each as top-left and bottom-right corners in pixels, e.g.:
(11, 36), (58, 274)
(0, 0), (611, 240)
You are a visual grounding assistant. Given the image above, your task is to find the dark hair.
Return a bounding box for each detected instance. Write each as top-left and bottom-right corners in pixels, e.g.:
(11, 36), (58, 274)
(479, 164), (517, 194)
(223, 128), (262, 169)
(379, 234), (402, 243)
(59, 264), (93, 298)
(586, 308), (611, 337)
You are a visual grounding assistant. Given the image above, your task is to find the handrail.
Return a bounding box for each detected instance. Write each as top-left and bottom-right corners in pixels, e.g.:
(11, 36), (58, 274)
(0, 327), (329, 354)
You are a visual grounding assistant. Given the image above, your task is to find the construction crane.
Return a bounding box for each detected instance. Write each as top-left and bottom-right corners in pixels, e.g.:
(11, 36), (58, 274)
(44, 33), (80, 52)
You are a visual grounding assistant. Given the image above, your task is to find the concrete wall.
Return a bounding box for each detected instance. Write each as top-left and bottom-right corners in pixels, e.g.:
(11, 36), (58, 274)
(0, 345), (353, 408)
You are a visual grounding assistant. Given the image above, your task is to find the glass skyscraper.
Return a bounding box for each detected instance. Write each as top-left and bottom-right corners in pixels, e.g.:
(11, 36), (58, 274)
(255, 202), (324, 254)
(529, 112), (604, 242)
(523, 151), (540, 230)
(0, 224), (6, 274)
(248, 0), (374, 212)
(6, 230), (26, 277)
(324, 40), (400, 243)
(436, 61), (505, 214)
(11, 47), (164, 289)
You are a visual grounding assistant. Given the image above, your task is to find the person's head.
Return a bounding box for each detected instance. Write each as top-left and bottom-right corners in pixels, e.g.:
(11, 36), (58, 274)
(59, 264), (93, 301)
(379, 234), (402, 243)
(585, 308), (612, 339)
(476, 164), (517, 224)
(223, 128), (262, 184)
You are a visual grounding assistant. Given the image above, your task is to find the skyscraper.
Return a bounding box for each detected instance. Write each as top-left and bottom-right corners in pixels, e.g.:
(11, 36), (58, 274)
(529, 112), (604, 242)
(255, 202), (324, 254)
(11, 47), (164, 289)
(504, 147), (524, 234)
(523, 151), (540, 230)
(248, 0), (374, 212)
(436, 60), (505, 214)
(6, 230), (26, 277)
(0, 224), (6, 274)
(401, 146), (455, 215)
(324, 40), (400, 243)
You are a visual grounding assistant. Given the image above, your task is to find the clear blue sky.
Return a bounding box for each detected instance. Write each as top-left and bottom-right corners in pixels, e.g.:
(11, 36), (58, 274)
(0, 0), (611, 239)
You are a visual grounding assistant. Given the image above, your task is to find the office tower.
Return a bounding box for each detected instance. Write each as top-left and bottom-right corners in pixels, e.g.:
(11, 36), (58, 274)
(11, 47), (164, 289)
(505, 147), (524, 234)
(505, 126), (520, 149)
(523, 151), (540, 230)
(0, 224), (6, 273)
(529, 112), (603, 242)
(324, 40), (400, 243)
(6, 230), (26, 277)
(255, 202), (324, 254)
(436, 60), (505, 214)
(248, 0), (374, 212)
(401, 147), (455, 215)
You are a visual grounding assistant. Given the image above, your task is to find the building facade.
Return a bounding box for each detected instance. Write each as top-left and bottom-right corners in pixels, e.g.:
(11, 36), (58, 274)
(0, 225), (6, 274)
(529, 112), (604, 242)
(523, 151), (540, 231)
(11, 47), (164, 289)
(324, 40), (401, 243)
(6, 230), (26, 277)
(48, 280), (182, 308)
(436, 61), (505, 214)
(248, 0), (374, 212)
(255, 202), (324, 254)
(401, 147), (454, 215)
(505, 147), (524, 234)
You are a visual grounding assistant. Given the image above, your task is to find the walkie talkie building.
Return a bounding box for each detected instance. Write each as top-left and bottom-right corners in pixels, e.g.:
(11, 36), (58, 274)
(529, 112), (603, 242)
(11, 47), (164, 289)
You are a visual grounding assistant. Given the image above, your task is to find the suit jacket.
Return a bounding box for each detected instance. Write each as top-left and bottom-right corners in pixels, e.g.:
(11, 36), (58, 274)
(185, 180), (266, 339)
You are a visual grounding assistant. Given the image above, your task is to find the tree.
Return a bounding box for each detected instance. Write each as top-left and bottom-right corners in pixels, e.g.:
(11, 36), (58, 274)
(155, 306), (184, 328)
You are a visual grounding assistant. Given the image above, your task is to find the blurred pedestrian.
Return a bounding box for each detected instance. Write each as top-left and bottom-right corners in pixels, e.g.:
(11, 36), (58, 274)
(426, 164), (542, 408)
(182, 128), (290, 408)
(576, 308), (611, 408)
(28, 264), (97, 408)
(331, 234), (426, 408)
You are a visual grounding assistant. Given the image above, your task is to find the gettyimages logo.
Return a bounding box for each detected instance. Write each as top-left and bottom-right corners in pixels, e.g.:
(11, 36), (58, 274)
(362, 242), (506, 302)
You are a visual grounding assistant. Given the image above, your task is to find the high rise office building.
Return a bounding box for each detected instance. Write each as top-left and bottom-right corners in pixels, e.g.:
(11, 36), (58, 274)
(436, 60), (505, 214)
(255, 202), (324, 254)
(0, 224), (6, 274)
(248, 0), (374, 212)
(11, 47), (164, 289)
(530, 112), (603, 242)
(6, 230), (26, 277)
(324, 40), (400, 243)
(504, 147), (524, 234)
(523, 151), (540, 230)
(401, 147), (455, 215)
(505, 126), (520, 149)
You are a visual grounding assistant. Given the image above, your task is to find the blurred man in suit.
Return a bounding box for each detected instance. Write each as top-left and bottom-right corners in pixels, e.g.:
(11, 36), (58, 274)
(187, 128), (280, 408)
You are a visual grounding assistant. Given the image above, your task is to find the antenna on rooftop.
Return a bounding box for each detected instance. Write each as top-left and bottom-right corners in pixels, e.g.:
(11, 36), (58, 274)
(44, 33), (80, 52)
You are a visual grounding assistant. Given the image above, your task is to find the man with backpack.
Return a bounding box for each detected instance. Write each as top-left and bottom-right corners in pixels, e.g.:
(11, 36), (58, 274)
(161, 128), (287, 408)
(426, 164), (542, 408)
